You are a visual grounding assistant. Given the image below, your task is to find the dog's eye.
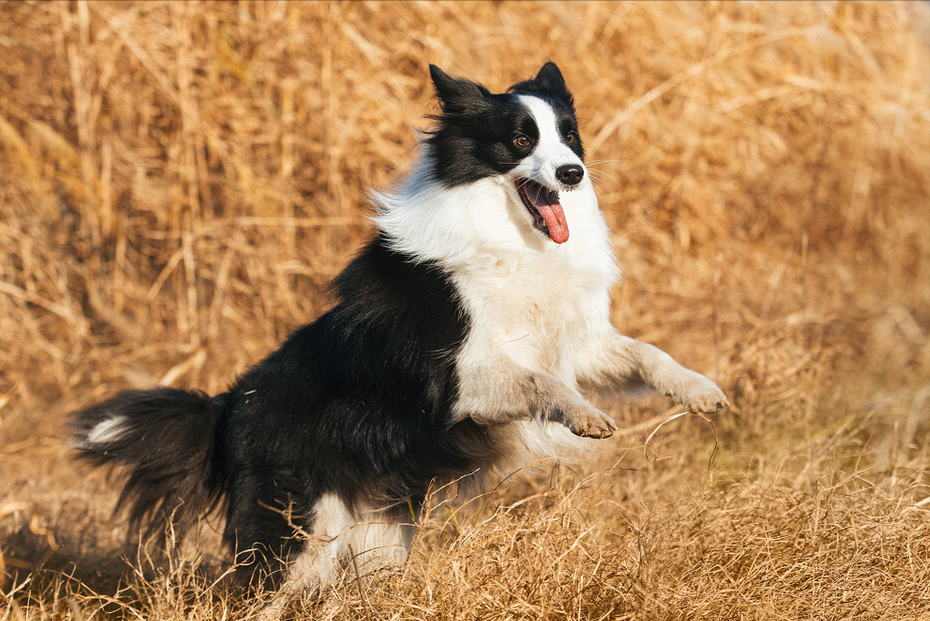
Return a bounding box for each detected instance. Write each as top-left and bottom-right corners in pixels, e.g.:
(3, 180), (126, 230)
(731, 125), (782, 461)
(566, 132), (577, 145)
(513, 134), (531, 148)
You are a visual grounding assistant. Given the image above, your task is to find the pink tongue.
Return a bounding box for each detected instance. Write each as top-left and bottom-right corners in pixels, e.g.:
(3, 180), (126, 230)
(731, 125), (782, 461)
(538, 202), (569, 244)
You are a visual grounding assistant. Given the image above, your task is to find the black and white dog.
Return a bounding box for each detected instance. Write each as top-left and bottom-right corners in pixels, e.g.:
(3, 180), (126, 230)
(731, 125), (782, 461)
(72, 63), (727, 591)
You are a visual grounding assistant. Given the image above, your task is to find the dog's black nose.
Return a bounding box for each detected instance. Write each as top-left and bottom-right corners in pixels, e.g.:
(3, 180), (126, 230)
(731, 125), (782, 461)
(556, 164), (584, 186)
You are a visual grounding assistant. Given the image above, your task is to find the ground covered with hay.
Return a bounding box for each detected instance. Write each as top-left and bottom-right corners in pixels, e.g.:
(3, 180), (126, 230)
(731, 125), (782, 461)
(1, 1), (928, 619)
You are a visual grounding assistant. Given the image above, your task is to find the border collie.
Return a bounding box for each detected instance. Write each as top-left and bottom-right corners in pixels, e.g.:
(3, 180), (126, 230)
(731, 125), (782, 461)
(71, 62), (727, 593)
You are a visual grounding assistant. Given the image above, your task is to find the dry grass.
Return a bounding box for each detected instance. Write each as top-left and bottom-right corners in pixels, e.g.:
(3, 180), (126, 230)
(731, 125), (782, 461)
(1, 1), (928, 619)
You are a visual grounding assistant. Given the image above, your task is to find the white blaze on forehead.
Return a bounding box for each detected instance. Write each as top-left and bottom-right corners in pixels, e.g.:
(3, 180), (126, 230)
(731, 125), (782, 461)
(515, 94), (583, 171)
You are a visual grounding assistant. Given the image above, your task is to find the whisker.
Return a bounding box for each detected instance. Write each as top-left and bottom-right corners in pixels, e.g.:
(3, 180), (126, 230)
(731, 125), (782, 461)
(587, 174), (621, 198)
(588, 170), (622, 188)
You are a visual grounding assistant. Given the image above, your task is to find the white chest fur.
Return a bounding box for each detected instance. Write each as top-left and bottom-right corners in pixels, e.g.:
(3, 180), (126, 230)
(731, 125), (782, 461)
(374, 163), (619, 381)
(452, 246), (614, 383)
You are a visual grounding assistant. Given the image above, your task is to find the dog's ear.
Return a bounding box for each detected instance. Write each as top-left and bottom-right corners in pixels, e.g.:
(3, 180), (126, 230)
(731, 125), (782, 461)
(532, 62), (567, 92)
(508, 62), (574, 106)
(429, 65), (488, 113)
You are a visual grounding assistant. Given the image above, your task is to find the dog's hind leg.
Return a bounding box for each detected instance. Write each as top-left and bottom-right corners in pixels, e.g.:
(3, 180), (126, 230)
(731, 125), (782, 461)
(259, 493), (414, 618)
(289, 493), (414, 585)
(576, 330), (728, 413)
(223, 467), (314, 588)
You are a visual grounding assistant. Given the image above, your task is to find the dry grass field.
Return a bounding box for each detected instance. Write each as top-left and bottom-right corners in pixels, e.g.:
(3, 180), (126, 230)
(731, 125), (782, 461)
(1, 1), (929, 619)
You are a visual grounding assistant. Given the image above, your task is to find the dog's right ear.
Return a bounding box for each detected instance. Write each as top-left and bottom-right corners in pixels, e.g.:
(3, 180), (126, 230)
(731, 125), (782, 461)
(429, 65), (488, 113)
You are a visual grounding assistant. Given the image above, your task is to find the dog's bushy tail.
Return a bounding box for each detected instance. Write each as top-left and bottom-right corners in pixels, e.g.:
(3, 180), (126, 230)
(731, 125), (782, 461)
(70, 387), (228, 542)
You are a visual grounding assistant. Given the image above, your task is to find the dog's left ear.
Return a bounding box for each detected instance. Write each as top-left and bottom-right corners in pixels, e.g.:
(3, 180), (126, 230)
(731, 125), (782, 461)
(532, 62), (567, 92)
(509, 62), (574, 105)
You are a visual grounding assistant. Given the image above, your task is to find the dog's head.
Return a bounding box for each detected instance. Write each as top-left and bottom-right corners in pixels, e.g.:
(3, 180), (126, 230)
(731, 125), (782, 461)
(426, 63), (587, 245)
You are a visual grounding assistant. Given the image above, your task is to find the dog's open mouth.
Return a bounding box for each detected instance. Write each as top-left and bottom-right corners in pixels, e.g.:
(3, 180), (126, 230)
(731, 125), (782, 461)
(515, 179), (569, 244)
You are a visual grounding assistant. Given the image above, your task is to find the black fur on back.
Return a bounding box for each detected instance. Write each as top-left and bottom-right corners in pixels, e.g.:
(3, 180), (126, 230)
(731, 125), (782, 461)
(218, 235), (496, 564)
(72, 234), (500, 575)
(71, 388), (228, 542)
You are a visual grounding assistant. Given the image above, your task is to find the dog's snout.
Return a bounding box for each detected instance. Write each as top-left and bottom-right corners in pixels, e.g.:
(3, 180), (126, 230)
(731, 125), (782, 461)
(556, 164), (584, 187)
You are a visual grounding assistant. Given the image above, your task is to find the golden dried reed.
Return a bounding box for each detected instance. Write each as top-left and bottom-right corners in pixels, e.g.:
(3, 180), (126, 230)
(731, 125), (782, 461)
(0, 1), (928, 619)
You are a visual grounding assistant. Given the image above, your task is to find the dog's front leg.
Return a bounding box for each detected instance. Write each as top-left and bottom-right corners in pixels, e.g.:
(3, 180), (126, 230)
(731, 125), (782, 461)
(577, 331), (728, 413)
(451, 361), (617, 438)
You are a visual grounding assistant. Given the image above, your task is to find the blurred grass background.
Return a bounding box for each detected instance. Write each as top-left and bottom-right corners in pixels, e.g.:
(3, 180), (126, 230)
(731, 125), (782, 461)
(0, 1), (928, 619)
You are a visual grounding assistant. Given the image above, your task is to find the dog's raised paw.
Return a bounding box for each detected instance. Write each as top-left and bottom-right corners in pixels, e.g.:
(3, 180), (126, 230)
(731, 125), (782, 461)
(559, 404), (617, 439)
(668, 371), (729, 414)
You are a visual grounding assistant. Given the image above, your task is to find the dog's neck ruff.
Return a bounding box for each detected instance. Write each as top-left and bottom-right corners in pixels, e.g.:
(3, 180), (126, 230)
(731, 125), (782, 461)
(373, 161), (615, 281)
